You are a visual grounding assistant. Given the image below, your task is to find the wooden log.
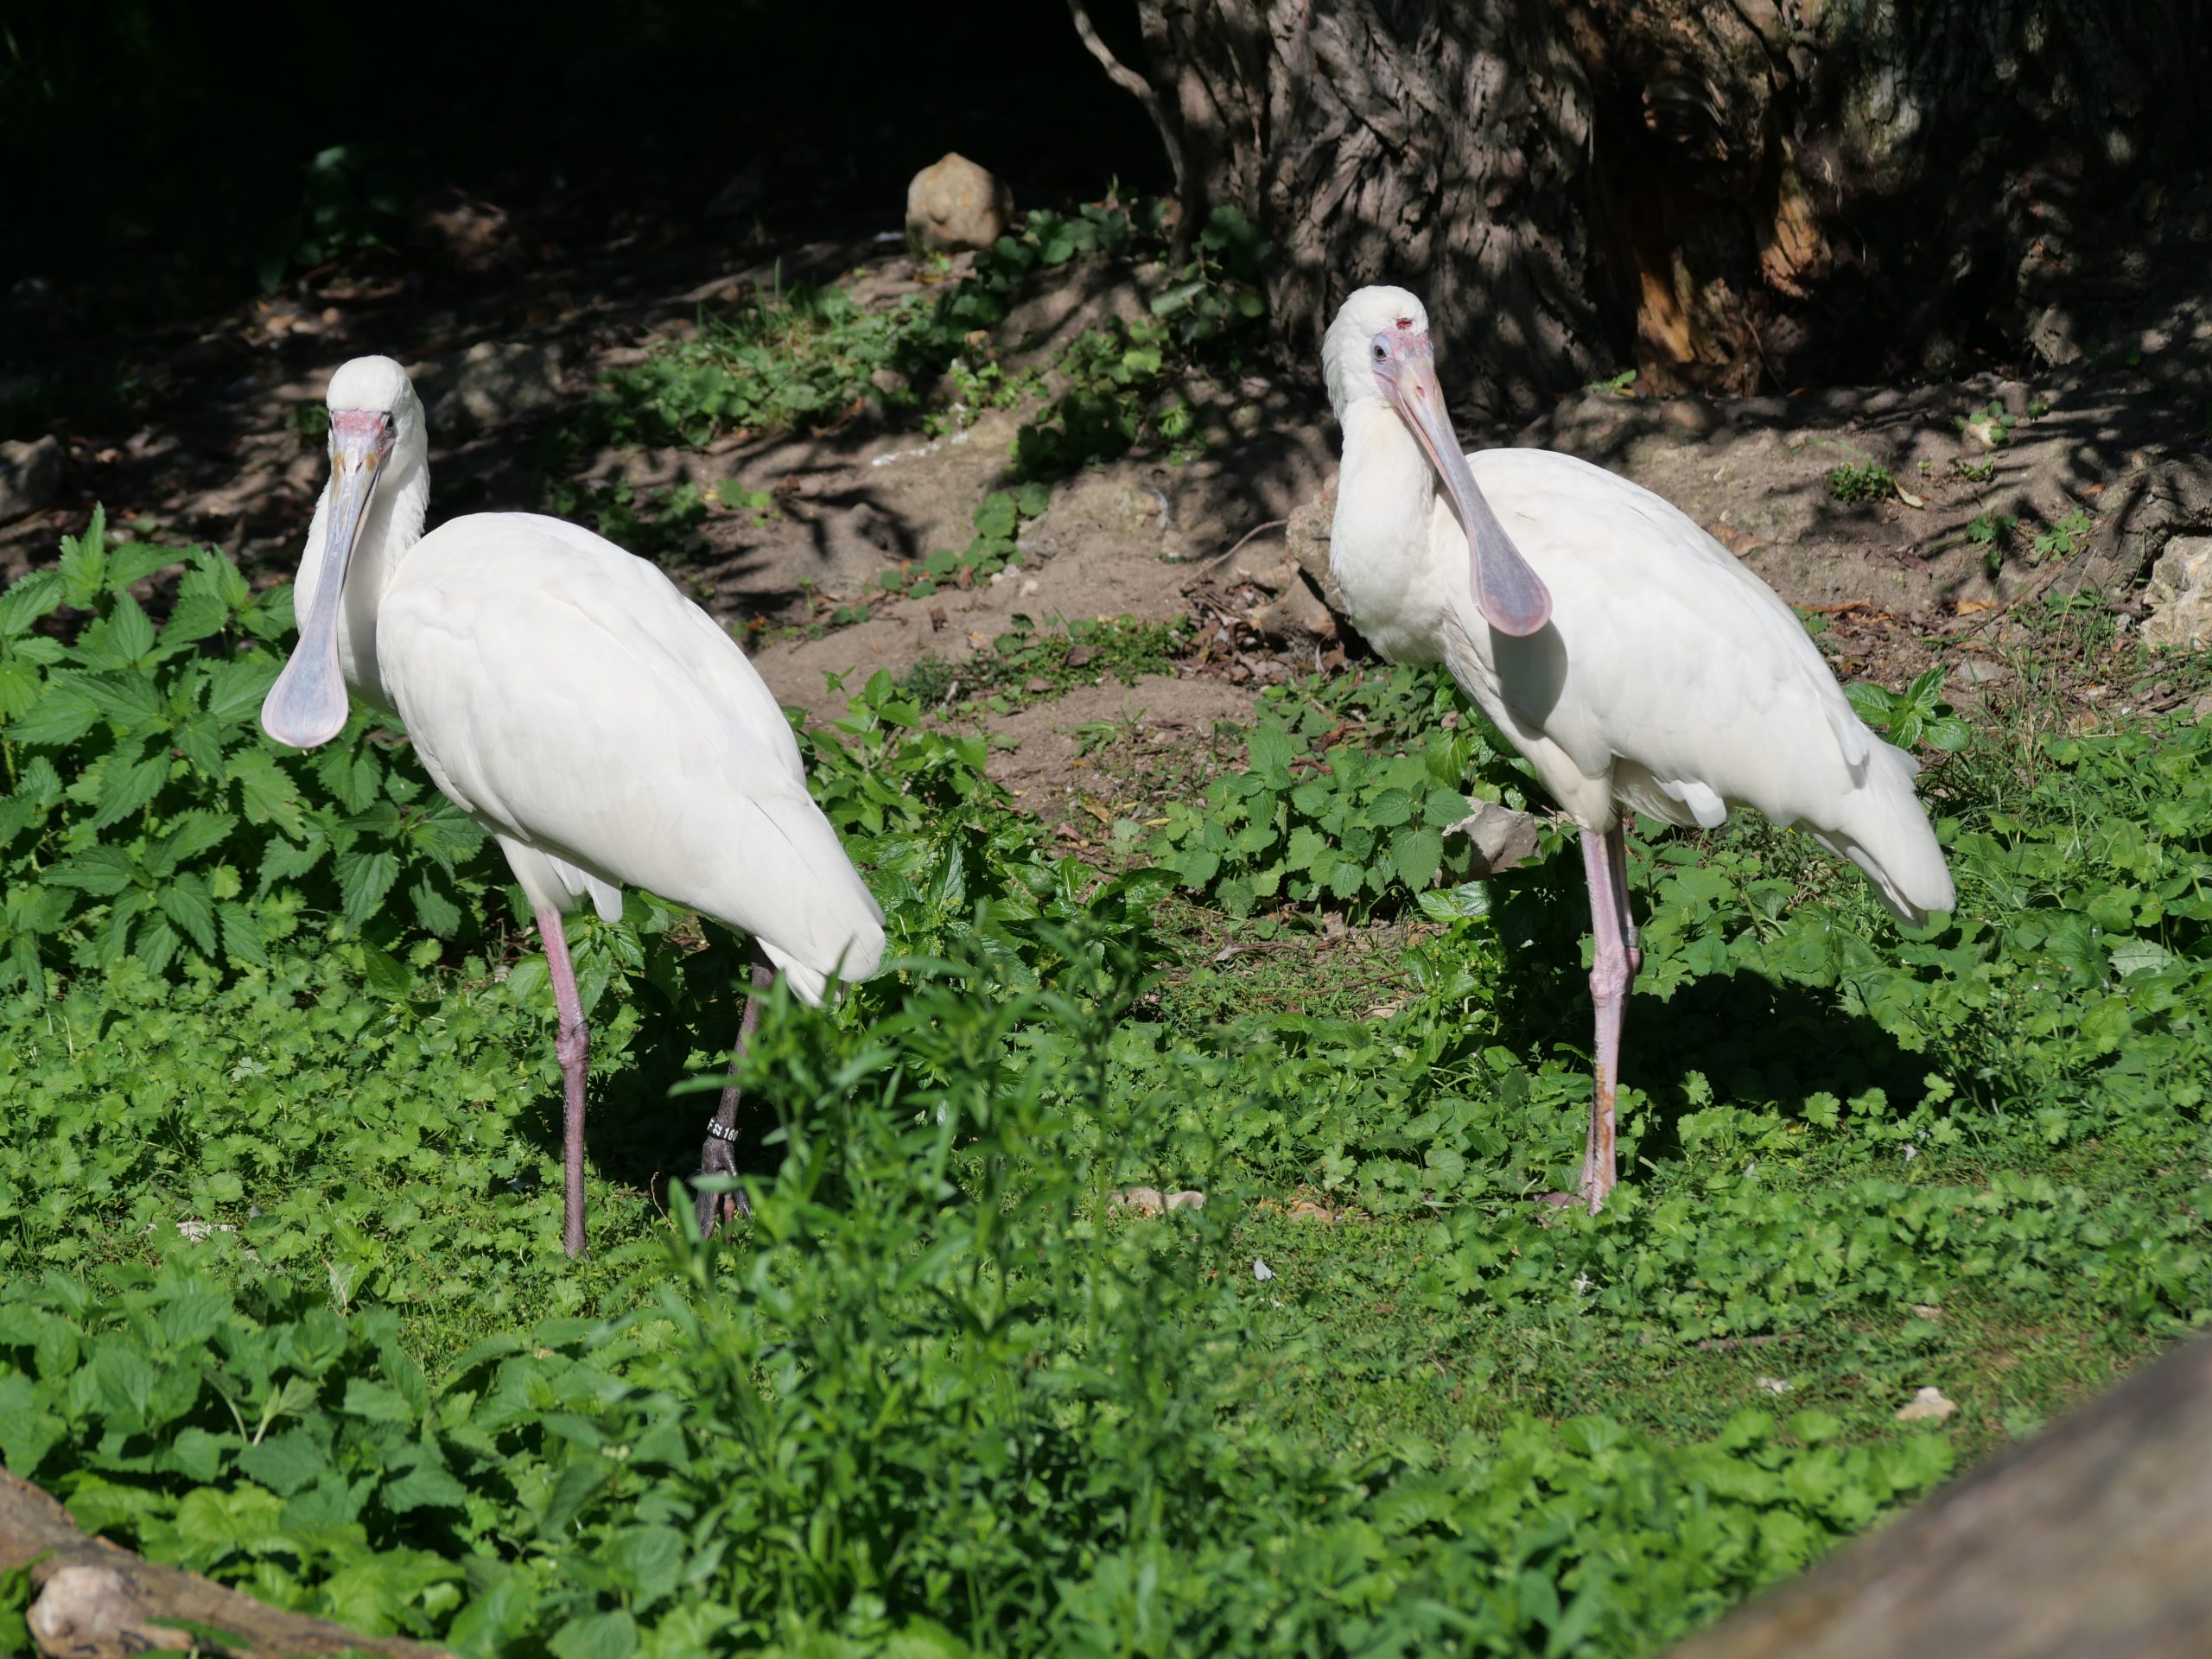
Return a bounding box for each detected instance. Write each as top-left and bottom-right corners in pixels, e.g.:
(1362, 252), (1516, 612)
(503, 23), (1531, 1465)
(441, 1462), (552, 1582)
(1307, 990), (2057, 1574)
(0, 1469), (448, 1659)
(1667, 1333), (2212, 1659)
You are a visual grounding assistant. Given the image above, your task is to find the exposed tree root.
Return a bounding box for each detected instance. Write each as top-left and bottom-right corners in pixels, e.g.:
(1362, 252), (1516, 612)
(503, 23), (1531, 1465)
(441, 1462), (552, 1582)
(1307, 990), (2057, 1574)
(0, 1470), (448, 1659)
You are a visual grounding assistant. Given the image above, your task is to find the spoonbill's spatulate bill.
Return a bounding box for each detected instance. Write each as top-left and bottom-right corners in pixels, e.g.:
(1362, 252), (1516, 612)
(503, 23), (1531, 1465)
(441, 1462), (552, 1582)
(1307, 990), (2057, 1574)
(1323, 287), (1955, 1212)
(262, 356), (886, 1257)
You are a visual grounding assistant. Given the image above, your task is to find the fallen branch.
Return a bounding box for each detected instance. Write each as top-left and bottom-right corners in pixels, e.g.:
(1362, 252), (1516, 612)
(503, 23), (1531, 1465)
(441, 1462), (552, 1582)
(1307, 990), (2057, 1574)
(0, 1469), (448, 1659)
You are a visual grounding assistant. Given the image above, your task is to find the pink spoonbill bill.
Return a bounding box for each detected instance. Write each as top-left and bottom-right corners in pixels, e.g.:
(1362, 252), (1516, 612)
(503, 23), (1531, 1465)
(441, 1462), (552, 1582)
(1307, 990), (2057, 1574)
(261, 355), (885, 1257)
(1322, 286), (1954, 1212)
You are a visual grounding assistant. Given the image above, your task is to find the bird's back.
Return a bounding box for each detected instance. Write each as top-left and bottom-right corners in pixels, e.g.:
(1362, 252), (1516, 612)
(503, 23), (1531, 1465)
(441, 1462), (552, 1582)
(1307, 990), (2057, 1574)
(375, 512), (885, 995)
(1440, 449), (1953, 922)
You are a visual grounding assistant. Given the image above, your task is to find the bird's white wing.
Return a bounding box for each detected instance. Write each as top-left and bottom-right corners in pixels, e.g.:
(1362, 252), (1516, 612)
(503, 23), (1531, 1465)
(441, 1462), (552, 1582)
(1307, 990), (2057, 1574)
(376, 513), (885, 988)
(1445, 449), (1950, 918)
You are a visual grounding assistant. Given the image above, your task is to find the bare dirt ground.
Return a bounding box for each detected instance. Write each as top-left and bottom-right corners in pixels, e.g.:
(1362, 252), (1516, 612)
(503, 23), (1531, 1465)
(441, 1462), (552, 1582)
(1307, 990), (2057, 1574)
(8, 205), (2210, 823)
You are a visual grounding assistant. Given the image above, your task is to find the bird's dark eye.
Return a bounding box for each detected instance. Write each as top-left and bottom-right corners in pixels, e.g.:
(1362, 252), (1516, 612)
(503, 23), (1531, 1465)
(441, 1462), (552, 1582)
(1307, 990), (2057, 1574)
(380, 411), (395, 431)
(1370, 343), (1387, 362)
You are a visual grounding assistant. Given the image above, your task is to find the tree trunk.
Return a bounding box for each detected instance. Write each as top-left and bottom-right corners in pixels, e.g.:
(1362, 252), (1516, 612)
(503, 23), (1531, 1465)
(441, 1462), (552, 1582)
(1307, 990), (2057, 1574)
(1109, 1), (2212, 415)
(1663, 1332), (2212, 1658)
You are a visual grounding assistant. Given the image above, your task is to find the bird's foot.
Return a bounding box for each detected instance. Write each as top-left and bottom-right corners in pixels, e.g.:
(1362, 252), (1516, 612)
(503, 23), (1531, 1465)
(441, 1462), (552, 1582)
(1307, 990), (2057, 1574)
(693, 1128), (751, 1239)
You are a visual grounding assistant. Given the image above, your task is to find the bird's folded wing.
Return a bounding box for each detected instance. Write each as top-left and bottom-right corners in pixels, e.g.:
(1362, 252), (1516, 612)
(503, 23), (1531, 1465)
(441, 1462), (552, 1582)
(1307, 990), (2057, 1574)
(378, 515), (883, 982)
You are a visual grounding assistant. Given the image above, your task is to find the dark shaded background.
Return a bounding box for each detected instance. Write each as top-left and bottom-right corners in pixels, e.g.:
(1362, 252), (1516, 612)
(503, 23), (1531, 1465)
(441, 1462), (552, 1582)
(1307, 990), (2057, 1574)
(0, 0), (1161, 419)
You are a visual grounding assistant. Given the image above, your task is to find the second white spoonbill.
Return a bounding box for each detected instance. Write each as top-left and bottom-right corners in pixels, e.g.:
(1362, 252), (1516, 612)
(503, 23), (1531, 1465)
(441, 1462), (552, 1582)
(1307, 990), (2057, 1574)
(1323, 286), (1953, 1212)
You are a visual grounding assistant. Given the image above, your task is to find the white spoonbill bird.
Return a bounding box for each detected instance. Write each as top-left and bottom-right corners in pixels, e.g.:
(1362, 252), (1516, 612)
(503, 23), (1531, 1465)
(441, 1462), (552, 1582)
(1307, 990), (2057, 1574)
(261, 356), (885, 1258)
(1323, 286), (1954, 1212)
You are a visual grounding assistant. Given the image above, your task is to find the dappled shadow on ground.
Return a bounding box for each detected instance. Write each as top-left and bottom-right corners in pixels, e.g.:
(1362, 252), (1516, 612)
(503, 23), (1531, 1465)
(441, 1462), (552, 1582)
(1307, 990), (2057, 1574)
(1511, 333), (2212, 625)
(1484, 865), (1931, 1176)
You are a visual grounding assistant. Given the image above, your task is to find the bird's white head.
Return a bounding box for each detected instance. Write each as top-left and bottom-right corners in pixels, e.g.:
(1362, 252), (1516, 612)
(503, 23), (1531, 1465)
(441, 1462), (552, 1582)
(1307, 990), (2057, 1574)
(261, 356), (427, 750)
(1323, 285), (1552, 638)
(1322, 284), (1430, 423)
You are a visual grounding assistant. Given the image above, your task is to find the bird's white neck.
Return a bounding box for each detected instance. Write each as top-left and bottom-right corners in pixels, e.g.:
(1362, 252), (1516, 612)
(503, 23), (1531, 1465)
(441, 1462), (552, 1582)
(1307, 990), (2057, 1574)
(1328, 401), (1450, 664)
(295, 451), (429, 710)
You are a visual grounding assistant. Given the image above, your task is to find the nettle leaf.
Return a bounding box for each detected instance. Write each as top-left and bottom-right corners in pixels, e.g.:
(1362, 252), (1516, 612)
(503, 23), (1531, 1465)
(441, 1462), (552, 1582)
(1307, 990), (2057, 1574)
(1417, 882), (1492, 923)
(1905, 666), (1947, 711)
(549, 1609), (638, 1659)
(203, 658), (276, 724)
(1844, 683), (1894, 723)
(134, 918), (182, 975)
(161, 594), (234, 645)
(105, 543), (186, 592)
(229, 748), (304, 836)
(89, 594), (158, 668)
(1247, 722), (1294, 774)
(48, 847), (139, 896)
(156, 874), (219, 957)
(1924, 717), (1971, 752)
(410, 875), (463, 938)
(261, 830), (328, 887)
(162, 810), (240, 866)
(341, 1377), (419, 1425)
(219, 902), (269, 966)
(336, 849), (401, 931)
(0, 658), (42, 722)
(57, 506), (109, 606)
(170, 715), (228, 776)
(9, 676), (103, 746)
(236, 1427), (327, 1497)
(90, 750), (168, 831)
(0, 569), (66, 637)
(81, 670), (164, 730)
(1367, 786), (1414, 829)
(316, 746), (383, 813)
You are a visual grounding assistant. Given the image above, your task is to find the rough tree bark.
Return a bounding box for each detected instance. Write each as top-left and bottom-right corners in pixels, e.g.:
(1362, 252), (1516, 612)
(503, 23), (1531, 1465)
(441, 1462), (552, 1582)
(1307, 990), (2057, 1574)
(1663, 1332), (2212, 1657)
(1094, 1), (2212, 416)
(0, 1469), (448, 1659)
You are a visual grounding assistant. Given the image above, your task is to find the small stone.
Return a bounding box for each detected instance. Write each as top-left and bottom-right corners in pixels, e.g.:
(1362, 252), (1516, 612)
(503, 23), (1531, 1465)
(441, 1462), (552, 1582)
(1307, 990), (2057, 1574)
(2027, 305), (2083, 367)
(1911, 1304), (1943, 1321)
(0, 433), (64, 521)
(1446, 801), (1541, 875)
(1757, 1376), (1793, 1395)
(2140, 536), (2212, 651)
(905, 153), (1014, 253)
(1896, 1385), (1959, 1423)
(1251, 571), (1338, 644)
(1286, 1198), (1336, 1223)
(1252, 1257), (1276, 1282)
(1955, 657), (2014, 685)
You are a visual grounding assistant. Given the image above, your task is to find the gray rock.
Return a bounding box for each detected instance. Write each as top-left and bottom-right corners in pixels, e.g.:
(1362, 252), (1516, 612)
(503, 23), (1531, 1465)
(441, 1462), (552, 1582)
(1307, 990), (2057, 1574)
(1283, 476), (1349, 620)
(426, 342), (563, 435)
(0, 434), (64, 522)
(2140, 535), (2212, 650)
(905, 154), (1013, 254)
(1447, 801), (1542, 876)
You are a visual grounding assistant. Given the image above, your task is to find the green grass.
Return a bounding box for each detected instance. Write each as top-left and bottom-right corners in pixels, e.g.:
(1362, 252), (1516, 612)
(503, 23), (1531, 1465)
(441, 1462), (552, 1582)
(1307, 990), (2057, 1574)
(2, 510), (2209, 1656)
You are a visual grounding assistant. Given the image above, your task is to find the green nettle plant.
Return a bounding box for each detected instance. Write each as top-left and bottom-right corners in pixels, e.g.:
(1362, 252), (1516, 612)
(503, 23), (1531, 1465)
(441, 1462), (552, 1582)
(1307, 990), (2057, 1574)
(1149, 665), (1557, 919)
(0, 509), (499, 988)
